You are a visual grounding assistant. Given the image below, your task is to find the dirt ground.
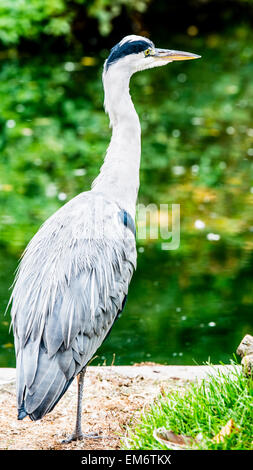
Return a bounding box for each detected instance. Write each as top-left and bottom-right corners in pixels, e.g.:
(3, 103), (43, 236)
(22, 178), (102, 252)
(0, 364), (187, 450)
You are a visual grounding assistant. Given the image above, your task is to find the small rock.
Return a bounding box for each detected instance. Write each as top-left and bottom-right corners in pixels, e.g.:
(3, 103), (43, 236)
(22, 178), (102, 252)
(236, 334), (253, 376)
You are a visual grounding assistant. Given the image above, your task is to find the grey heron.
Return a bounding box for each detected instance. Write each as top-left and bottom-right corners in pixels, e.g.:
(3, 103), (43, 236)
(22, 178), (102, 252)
(9, 35), (200, 442)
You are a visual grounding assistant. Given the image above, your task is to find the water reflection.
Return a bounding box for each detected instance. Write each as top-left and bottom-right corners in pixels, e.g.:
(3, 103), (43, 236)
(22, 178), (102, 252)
(1, 241), (252, 367)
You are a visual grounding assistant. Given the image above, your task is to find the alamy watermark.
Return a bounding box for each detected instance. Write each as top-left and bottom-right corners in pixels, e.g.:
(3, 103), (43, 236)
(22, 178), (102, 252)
(71, 196), (180, 250)
(136, 203), (180, 249)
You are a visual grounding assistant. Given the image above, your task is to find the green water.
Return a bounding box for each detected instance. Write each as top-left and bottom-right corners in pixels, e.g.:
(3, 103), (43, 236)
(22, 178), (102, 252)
(0, 27), (253, 366)
(1, 242), (252, 367)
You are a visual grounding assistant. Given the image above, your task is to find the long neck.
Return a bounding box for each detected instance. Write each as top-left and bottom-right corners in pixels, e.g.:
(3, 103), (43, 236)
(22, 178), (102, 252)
(91, 67), (141, 219)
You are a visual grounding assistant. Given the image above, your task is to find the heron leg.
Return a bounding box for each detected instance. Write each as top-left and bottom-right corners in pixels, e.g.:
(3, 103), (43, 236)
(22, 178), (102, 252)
(62, 368), (101, 443)
(74, 367), (86, 439)
(62, 367), (86, 443)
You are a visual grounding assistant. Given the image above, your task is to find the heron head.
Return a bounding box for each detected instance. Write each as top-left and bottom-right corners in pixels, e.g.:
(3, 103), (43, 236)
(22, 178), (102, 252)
(104, 35), (201, 75)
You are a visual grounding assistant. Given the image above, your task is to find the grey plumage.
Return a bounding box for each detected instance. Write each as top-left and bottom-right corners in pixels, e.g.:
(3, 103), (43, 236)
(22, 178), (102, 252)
(10, 191), (136, 420)
(9, 35), (200, 436)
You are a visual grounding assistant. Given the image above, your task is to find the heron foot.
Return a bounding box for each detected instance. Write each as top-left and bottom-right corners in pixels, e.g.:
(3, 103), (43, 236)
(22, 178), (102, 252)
(61, 431), (102, 444)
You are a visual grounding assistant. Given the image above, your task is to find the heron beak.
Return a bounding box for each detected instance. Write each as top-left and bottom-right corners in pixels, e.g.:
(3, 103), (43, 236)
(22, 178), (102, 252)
(153, 48), (201, 61)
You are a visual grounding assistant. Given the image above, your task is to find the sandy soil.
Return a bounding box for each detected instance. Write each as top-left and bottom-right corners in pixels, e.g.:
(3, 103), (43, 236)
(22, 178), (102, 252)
(0, 365), (187, 450)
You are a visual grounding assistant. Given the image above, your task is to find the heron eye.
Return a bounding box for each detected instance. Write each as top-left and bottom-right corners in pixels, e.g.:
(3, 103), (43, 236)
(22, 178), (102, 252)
(144, 49), (150, 57)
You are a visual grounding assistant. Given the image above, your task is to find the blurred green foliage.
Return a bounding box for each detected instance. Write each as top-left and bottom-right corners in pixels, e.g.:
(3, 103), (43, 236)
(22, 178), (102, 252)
(0, 0), (150, 45)
(0, 0), (73, 44)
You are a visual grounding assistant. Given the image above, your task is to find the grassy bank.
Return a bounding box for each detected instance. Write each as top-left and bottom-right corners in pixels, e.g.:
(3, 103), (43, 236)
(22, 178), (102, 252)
(123, 362), (253, 450)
